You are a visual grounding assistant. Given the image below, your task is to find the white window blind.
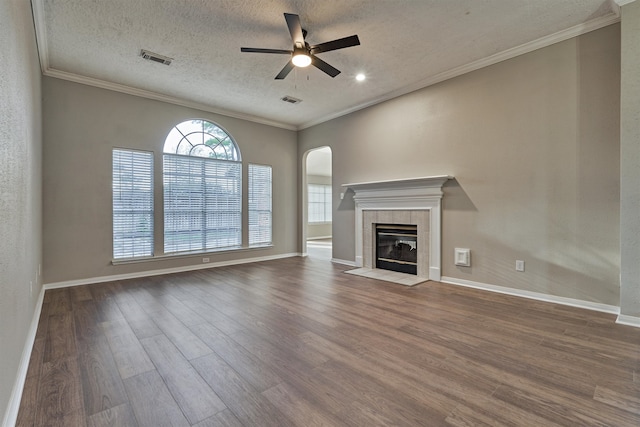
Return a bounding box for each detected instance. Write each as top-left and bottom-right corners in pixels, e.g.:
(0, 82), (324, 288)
(112, 149), (154, 259)
(163, 154), (241, 253)
(308, 184), (332, 223)
(249, 164), (272, 245)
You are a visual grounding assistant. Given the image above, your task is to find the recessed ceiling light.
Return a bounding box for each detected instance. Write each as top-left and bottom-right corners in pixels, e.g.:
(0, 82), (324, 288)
(356, 73), (366, 81)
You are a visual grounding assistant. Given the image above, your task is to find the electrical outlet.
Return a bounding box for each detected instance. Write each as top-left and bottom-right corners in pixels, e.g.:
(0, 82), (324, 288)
(202, 257), (210, 263)
(516, 260), (525, 272)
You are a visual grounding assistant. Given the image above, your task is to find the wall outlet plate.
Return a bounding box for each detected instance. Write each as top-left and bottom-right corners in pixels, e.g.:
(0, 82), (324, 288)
(454, 248), (471, 267)
(516, 260), (525, 272)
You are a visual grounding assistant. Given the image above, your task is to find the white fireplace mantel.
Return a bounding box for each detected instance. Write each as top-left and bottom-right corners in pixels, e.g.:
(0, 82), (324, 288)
(343, 175), (453, 281)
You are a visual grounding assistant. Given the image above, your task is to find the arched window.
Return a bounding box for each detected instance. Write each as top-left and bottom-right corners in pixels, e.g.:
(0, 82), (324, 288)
(163, 119), (240, 161)
(163, 119), (242, 253)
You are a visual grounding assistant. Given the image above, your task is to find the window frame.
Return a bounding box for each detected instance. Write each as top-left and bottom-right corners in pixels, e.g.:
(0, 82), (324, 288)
(112, 119), (277, 265)
(112, 148), (154, 260)
(248, 163), (273, 246)
(162, 119), (243, 255)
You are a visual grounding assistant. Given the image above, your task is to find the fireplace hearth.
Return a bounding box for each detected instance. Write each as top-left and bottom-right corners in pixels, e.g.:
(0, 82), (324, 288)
(376, 224), (418, 275)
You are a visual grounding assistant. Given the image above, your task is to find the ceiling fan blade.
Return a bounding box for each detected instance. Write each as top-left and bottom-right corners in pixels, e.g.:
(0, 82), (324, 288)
(275, 60), (295, 80)
(284, 13), (305, 44)
(241, 47), (292, 54)
(311, 55), (340, 78)
(310, 35), (360, 55)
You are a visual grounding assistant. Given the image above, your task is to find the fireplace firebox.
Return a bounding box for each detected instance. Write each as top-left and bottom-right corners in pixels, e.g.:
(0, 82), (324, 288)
(376, 224), (418, 275)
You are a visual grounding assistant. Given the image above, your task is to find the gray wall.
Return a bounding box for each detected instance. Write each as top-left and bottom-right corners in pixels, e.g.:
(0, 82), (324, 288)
(620, 1), (640, 318)
(0, 0), (43, 422)
(299, 25), (621, 306)
(42, 78), (298, 284)
(306, 174), (332, 239)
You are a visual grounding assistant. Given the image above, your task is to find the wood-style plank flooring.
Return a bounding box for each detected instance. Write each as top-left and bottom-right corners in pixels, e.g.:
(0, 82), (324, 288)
(17, 256), (640, 426)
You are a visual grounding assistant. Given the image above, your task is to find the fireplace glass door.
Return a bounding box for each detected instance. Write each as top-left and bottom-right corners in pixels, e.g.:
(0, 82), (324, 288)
(375, 224), (417, 275)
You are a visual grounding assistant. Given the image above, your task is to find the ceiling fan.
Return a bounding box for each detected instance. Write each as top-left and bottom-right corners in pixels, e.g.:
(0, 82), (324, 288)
(241, 13), (360, 80)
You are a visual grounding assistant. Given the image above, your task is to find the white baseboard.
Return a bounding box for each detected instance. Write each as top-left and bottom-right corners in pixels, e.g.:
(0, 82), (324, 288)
(616, 314), (640, 328)
(332, 258), (356, 267)
(441, 276), (621, 315)
(44, 252), (301, 289)
(307, 236), (332, 241)
(2, 286), (46, 427)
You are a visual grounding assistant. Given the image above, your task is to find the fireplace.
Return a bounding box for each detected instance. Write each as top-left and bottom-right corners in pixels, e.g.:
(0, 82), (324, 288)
(376, 224), (418, 275)
(343, 176), (452, 282)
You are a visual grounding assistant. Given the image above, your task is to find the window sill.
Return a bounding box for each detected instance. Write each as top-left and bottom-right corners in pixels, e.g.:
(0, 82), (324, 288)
(112, 244), (274, 265)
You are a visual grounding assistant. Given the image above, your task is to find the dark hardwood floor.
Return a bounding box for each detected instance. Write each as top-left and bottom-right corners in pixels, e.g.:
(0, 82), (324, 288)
(16, 256), (640, 426)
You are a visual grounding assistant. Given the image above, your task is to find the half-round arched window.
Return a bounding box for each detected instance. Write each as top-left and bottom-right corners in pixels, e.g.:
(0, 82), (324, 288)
(163, 119), (240, 161)
(163, 119), (242, 253)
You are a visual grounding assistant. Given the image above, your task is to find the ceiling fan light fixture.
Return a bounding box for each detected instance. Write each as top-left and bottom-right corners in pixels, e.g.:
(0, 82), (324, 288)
(241, 13), (360, 79)
(292, 48), (312, 67)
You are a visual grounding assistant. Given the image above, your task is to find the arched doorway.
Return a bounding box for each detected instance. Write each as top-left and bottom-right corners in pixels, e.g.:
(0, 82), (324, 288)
(303, 147), (332, 259)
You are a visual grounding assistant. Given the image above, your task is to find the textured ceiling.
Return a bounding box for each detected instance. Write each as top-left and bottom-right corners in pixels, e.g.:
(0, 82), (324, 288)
(32, 0), (619, 130)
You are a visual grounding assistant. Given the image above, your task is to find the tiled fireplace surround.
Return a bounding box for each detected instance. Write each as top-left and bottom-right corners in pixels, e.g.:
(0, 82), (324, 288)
(344, 176), (452, 282)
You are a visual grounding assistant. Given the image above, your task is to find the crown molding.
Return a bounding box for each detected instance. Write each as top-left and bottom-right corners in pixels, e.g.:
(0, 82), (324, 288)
(30, 0), (48, 74)
(299, 11), (621, 130)
(42, 69), (297, 131)
(614, 0), (637, 7)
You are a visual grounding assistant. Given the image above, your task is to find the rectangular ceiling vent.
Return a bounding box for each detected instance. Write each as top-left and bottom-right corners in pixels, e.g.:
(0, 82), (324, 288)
(281, 95), (302, 104)
(140, 49), (173, 65)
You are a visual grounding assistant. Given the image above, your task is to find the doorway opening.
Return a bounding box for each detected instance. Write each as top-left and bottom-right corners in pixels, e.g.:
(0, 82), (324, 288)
(304, 147), (332, 259)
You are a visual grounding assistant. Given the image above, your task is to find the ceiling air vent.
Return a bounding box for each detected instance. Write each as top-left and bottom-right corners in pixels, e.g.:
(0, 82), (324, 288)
(281, 95), (302, 104)
(140, 49), (173, 65)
